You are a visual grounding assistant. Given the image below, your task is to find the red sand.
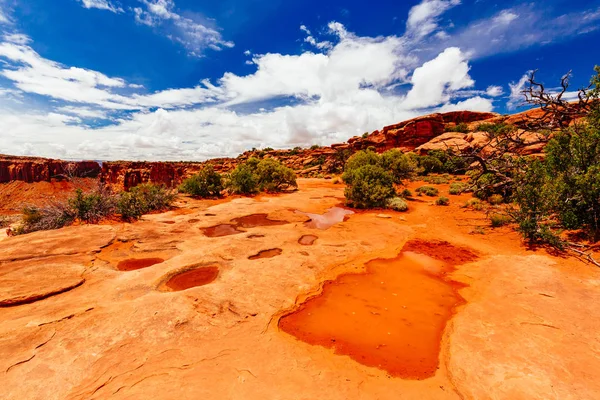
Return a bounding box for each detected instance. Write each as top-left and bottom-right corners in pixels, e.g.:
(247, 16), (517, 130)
(279, 241), (475, 379)
(164, 267), (220, 291)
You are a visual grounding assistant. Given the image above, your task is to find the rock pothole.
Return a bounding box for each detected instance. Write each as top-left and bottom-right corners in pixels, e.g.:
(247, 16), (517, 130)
(201, 224), (243, 237)
(248, 248), (283, 260)
(298, 235), (318, 246)
(159, 266), (220, 292)
(116, 258), (164, 271)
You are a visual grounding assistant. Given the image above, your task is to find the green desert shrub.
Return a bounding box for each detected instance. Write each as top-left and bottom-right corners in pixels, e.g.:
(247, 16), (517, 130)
(476, 122), (515, 136)
(418, 156), (444, 175)
(445, 122), (469, 133)
(462, 198), (484, 211)
(449, 182), (467, 195)
(227, 163), (259, 194)
(255, 158), (297, 192)
(416, 185), (439, 197)
(423, 175), (449, 184)
(381, 149), (417, 183)
(488, 194), (504, 205)
(227, 158), (297, 194)
(490, 213), (512, 227)
(179, 166), (223, 198)
(14, 203), (74, 235)
(117, 183), (175, 220)
(386, 197), (408, 212)
(343, 164), (396, 208)
(435, 196), (450, 206)
(344, 149), (380, 171)
(69, 186), (117, 223)
(401, 188), (413, 198)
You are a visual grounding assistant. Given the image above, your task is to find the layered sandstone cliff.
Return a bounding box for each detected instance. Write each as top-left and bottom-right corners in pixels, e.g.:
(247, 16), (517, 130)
(0, 155), (101, 184)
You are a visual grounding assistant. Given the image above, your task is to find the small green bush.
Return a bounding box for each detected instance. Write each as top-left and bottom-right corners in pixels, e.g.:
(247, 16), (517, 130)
(490, 213), (511, 227)
(416, 185), (439, 197)
(289, 146), (302, 155)
(462, 198), (484, 211)
(401, 188), (413, 198)
(117, 183), (175, 220)
(449, 182), (466, 195)
(227, 163), (259, 194)
(343, 164), (396, 208)
(179, 166), (223, 198)
(419, 156), (444, 175)
(423, 175), (449, 184)
(445, 122), (469, 133)
(255, 158), (297, 192)
(310, 144), (320, 150)
(435, 196), (450, 206)
(69, 187), (116, 223)
(386, 197), (408, 212)
(345, 150), (380, 172)
(14, 204), (74, 235)
(227, 158), (296, 194)
(476, 122), (514, 136)
(381, 149), (417, 183)
(362, 132), (369, 138)
(488, 194), (504, 205)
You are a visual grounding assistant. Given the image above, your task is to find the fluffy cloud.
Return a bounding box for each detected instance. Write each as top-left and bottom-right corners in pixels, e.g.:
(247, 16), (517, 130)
(404, 47), (474, 109)
(486, 85), (504, 97)
(508, 72), (531, 110)
(78, 0), (123, 13)
(132, 0), (233, 54)
(405, 0), (461, 39)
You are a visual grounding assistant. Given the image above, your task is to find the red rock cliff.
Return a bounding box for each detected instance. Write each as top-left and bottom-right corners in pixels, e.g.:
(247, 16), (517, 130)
(0, 155), (101, 184)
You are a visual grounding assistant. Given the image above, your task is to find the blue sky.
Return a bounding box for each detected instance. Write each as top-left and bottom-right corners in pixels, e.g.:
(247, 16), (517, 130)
(0, 0), (599, 161)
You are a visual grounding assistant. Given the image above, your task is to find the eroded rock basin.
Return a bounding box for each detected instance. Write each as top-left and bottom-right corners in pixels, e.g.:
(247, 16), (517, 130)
(163, 266), (220, 291)
(201, 224), (243, 237)
(279, 241), (476, 379)
(298, 235), (318, 245)
(248, 248), (283, 260)
(116, 258), (164, 271)
(202, 214), (289, 237)
(230, 213), (288, 228)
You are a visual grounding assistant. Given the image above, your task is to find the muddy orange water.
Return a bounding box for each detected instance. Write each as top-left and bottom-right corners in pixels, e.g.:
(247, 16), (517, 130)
(279, 243), (475, 379)
(230, 213), (288, 228)
(116, 258), (164, 271)
(164, 267), (220, 291)
(202, 224), (243, 237)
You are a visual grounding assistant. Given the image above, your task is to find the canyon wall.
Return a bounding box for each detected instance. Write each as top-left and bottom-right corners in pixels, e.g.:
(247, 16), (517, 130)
(0, 155), (101, 184)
